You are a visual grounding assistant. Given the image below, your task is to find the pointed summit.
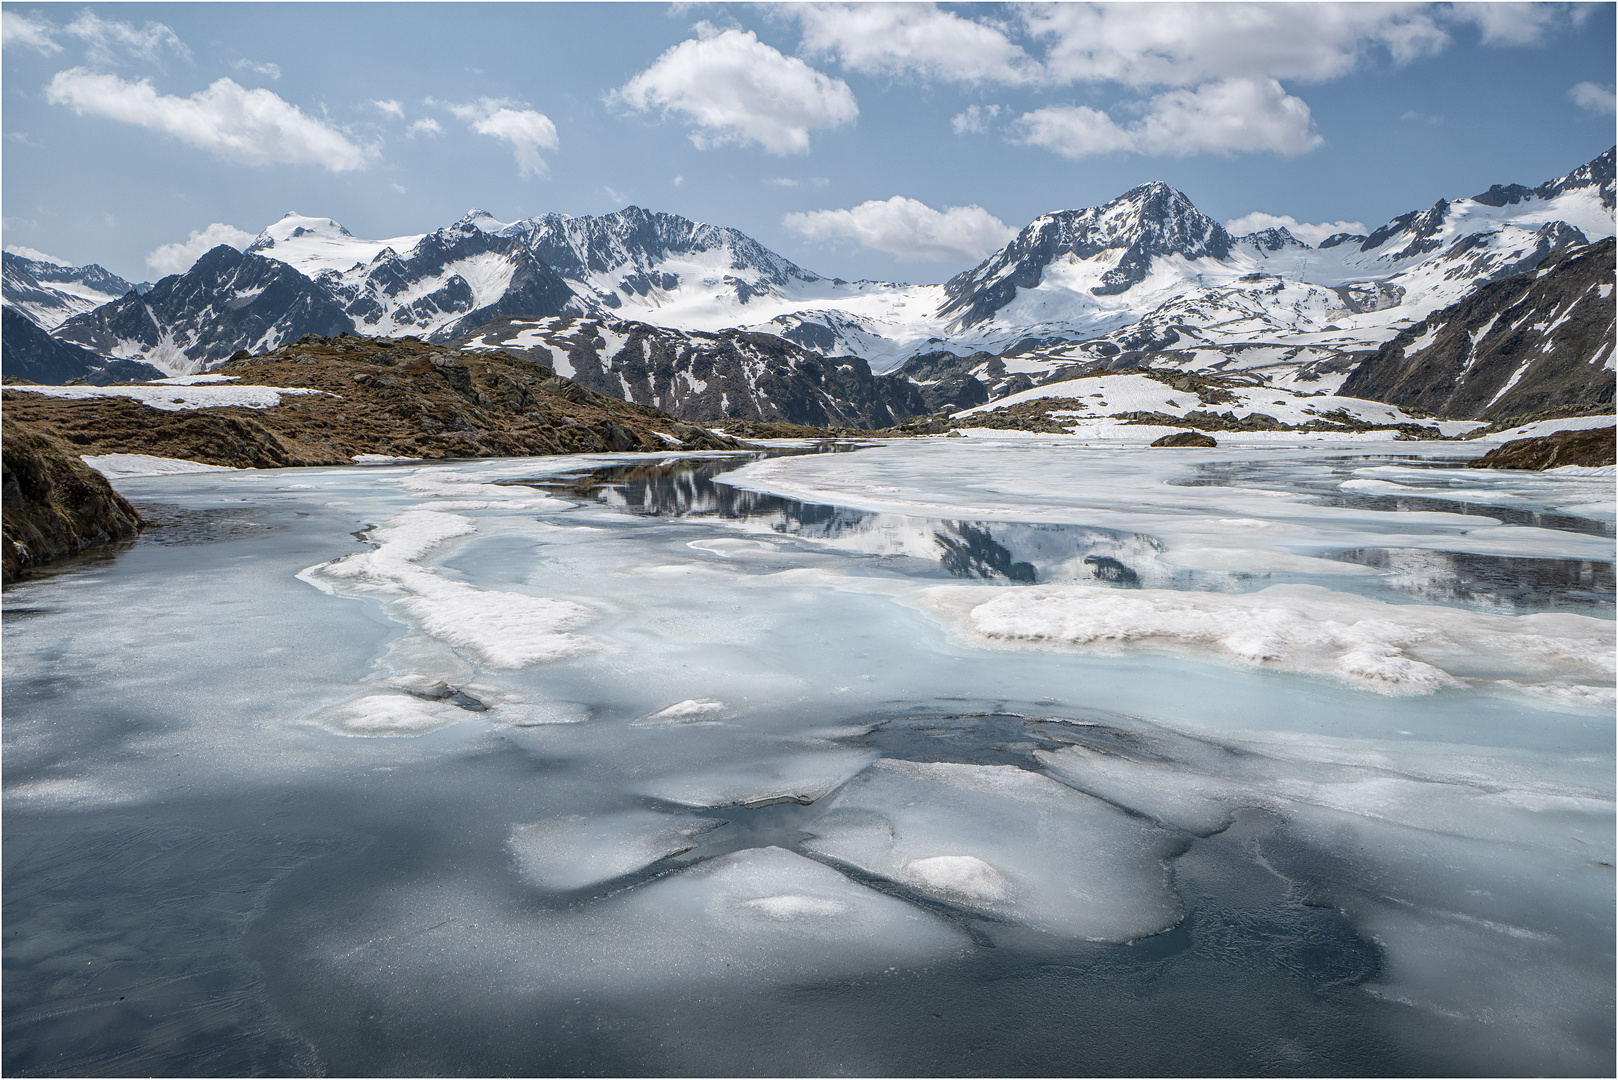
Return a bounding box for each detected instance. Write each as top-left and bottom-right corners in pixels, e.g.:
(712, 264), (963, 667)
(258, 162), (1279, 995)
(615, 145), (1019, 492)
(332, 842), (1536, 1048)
(940, 181), (1234, 326)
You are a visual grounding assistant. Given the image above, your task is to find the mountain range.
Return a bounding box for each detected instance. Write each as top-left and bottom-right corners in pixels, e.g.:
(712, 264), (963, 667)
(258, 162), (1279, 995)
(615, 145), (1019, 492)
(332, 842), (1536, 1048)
(4, 146), (1612, 429)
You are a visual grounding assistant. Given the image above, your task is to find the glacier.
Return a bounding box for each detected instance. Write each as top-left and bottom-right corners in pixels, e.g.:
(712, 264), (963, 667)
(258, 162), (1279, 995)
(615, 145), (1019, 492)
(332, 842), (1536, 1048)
(2, 436), (1612, 1075)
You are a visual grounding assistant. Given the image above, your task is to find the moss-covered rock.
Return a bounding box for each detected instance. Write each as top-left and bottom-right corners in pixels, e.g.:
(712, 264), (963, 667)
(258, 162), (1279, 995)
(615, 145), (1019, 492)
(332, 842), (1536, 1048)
(1150, 430), (1218, 447)
(1467, 426), (1615, 470)
(2, 419), (143, 584)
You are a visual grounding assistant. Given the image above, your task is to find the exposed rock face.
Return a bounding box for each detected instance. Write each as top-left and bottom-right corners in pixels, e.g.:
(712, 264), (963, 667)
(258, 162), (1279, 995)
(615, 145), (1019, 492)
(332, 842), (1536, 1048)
(1, 333), (748, 470)
(319, 218), (588, 340)
(941, 181), (1235, 326)
(1467, 426), (1615, 470)
(2, 307), (165, 385)
(1, 251), (140, 330)
(451, 316), (927, 429)
(1339, 238), (1615, 423)
(1150, 431), (1218, 447)
(2, 418), (143, 583)
(54, 246), (356, 375)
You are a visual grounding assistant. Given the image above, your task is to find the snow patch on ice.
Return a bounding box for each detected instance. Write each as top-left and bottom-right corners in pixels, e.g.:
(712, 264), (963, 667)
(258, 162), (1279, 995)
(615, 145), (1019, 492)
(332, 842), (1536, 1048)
(81, 454), (242, 479)
(923, 582), (1614, 700)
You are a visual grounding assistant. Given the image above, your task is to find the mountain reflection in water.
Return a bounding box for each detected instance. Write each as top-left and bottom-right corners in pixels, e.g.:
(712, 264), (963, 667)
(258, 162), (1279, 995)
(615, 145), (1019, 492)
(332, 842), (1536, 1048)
(514, 451), (1151, 587)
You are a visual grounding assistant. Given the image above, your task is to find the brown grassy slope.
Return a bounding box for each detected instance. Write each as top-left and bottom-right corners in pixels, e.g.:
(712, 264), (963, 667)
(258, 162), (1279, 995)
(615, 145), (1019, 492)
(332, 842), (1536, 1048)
(2, 418), (143, 583)
(1, 333), (749, 469)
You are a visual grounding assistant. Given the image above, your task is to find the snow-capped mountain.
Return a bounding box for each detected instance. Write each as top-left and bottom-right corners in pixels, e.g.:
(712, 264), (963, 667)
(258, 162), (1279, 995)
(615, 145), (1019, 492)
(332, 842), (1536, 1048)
(450, 314), (925, 429)
(53, 245), (354, 375)
(1, 306), (164, 384)
(2, 251), (141, 330)
(7, 147), (1611, 425)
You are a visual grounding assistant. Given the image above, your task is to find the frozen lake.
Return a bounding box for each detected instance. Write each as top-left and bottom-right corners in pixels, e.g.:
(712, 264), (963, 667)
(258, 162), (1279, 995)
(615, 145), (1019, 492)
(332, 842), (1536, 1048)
(4, 437), (1613, 1076)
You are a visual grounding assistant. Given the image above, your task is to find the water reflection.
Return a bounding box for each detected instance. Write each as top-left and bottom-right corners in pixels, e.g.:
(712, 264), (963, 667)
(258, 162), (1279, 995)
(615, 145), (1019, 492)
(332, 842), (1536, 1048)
(1332, 548), (1616, 615)
(516, 453), (1159, 588)
(510, 451), (1613, 614)
(1172, 456), (1616, 538)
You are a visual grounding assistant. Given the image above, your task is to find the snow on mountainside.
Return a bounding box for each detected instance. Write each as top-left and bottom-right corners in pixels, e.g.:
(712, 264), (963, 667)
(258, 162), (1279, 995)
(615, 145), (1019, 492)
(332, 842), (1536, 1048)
(2, 251), (141, 330)
(53, 245), (354, 375)
(450, 314), (926, 429)
(1340, 237), (1615, 423)
(7, 147), (1610, 427)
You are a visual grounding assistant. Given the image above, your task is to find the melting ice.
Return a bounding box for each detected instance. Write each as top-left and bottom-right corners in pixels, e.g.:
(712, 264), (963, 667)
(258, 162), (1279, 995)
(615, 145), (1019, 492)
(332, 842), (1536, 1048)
(2, 436), (1612, 1076)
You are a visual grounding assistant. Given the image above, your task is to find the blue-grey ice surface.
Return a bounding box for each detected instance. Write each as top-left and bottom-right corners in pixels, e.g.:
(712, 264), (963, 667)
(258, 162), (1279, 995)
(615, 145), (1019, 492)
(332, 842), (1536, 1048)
(3, 437), (1612, 1076)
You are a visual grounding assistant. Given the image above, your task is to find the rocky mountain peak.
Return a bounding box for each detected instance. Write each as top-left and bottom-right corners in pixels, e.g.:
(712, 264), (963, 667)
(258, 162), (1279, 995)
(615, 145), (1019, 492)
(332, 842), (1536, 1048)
(940, 180), (1234, 326)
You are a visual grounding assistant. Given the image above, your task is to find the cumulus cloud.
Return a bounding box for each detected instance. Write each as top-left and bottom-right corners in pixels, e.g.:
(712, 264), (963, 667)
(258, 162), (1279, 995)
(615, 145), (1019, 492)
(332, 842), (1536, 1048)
(2, 11), (61, 54)
(407, 116), (443, 137)
(1014, 78), (1321, 158)
(448, 98), (558, 178)
(4, 244), (69, 265)
(783, 196), (1015, 263)
(1021, 3), (1449, 87)
(1224, 212), (1367, 245)
(951, 104), (1001, 135)
(45, 69), (375, 171)
(371, 98), (404, 119)
(145, 222), (257, 276)
(65, 11), (189, 67)
(1448, 2), (1566, 45)
(796, 3), (1037, 84)
(232, 59), (281, 80)
(611, 26), (857, 155)
(1569, 82), (1616, 115)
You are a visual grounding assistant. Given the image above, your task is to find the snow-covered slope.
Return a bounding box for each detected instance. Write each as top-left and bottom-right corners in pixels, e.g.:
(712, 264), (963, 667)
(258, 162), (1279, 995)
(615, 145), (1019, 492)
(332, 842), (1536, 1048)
(2, 251), (140, 330)
(451, 314), (925, 428)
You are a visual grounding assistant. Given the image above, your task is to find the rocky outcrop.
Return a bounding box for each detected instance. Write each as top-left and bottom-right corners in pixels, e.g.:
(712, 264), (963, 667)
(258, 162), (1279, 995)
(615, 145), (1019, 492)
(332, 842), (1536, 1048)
(1467, 426), (1615, 470)
(1339, 238), (1615, 424)
(2, 418), (143, 584)
(1, 333), (748, 470)
(1151, 431), (1218, 447)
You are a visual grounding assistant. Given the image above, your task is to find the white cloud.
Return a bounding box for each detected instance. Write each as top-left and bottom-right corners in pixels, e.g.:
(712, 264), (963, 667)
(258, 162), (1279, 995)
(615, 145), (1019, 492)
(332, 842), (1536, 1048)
(45, 69), (376, 172)
(65, 11), (189, 67)
(672, 175), (684, 186)
(604, 185), (626, 203)
(1014, 78), (1321, 158)
(448, 98), (558, 178)
(783, 196), (1015, 263)
(611, 26), (857, 155)
(391, 182), (407, 195)
(1022, 3), (1449, 88)
(4, 244), (69, 265)
(1400, 109), (1443, 124)
(407, 116), (443, 137)
(1448, 2), (1564, 45)
(951, 104), (1001, 135)
(1224, 212), (1367, 245)
(2, 11), (61, 54)
(144, 223), (256, 276)
(371, 99), (404, 119)
(232, 59), (281, 80)
(1569, 82), (1616, 115)
(796, 3), (1036, 84)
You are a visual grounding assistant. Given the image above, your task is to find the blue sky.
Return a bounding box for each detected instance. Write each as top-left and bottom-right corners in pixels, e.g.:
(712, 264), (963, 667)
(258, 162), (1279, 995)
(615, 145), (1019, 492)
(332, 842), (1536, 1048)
(3, 2), (1614, 284)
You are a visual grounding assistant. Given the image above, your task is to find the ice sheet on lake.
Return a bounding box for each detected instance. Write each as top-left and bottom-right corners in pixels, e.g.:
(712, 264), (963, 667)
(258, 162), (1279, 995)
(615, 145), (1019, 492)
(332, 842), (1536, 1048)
(509, 810), (722, 890)
(921, 582), (1615, 701)
(300, 509), (593, 670)
(313, 692), (472, 737)
(637, 747), (877, 809)
(804, 759), (1182, 940)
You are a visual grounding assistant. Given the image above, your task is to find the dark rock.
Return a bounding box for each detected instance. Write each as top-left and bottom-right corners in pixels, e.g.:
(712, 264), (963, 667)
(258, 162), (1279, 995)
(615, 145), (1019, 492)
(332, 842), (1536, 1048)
(1151, 430), (1218, 447)
(2, 307), (165, 384)
(1467, 426), (1615, 470)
